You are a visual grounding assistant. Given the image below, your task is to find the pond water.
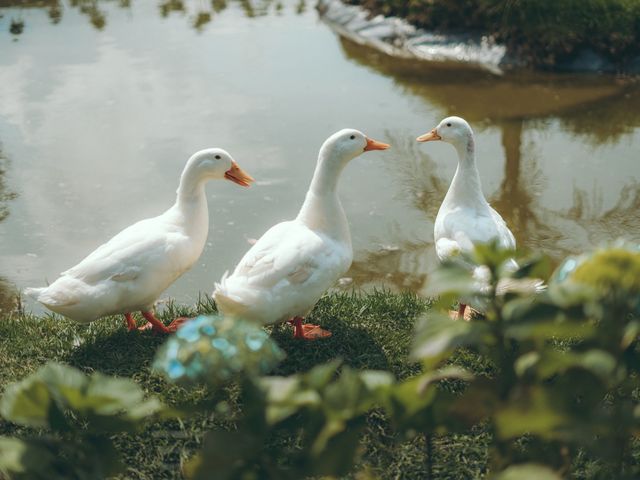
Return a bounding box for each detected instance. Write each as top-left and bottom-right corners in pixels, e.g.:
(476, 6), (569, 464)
(1, 0), (639, 314)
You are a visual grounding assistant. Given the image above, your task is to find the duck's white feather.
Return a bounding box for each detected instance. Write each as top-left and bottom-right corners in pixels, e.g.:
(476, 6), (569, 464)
(213, 129), (378, 327)
(214, 220), (351, 325)
(428, 117), (542, 304)
(435, 204), (516, 263)
(24, 148), (241, 324)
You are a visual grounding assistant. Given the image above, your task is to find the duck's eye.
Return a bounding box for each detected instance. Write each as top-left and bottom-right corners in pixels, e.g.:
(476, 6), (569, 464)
(446, 123), (452, 127)
(350, 135), (355, 140)
(215, 155), (221, 160)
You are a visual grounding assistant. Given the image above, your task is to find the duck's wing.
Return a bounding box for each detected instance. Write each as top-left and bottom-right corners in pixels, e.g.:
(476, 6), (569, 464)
(435, 206), (515, 264)
(489, 206), (516, 250)
(61, 217), (184, 285)
(231, 221), (341, 288)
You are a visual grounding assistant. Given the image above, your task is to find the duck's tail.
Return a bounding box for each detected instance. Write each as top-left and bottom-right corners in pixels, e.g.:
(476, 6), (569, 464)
(23, 282), (79, 307)
(23, 287), (46, 301)
(212, 271), (250, 318)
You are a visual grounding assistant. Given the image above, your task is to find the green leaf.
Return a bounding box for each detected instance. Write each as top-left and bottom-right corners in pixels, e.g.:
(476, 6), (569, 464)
(184, 429), (261, 480)
(306, 358), (342, 389)
(411, 312), (491, 366)
(472, 242), (516, 270)
(506, 254), (552, 281)
(310, 419), (365, 477)
(260, 376), (320, 425)
(385, 376), (440, 431)
(416, 366), (473, 394)
(491, 463), (562, 480)
(425, 259), (478, 298)
(358, 370), (395, 393)
(0, 436), (60, 480)
(0, 362), (167, 433)
(505, 318), (595, 342)
(494, 386), (568, 439)
(622, 319), (640, 349)
(516, 349), (617, 383)
(449, 379), (499, 426)
(0, 373), (54, 428)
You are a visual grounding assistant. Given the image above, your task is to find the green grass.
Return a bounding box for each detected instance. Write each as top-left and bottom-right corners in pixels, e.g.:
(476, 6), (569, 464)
(0, 291), (491, 479)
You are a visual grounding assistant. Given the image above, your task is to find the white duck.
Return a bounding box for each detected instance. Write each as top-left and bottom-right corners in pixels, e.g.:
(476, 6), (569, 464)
(213, 129), (390, 340)
(417, 116), (517, 319)
(25, 148), (254, 333)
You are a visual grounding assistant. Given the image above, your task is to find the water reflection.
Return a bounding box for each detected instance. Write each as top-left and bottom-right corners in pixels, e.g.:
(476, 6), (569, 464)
(339, 37), (640, 290)
(0, 0), (637, 307)
(0, 146), (15, 223)
(0, 145), (18, 314)
(2, 0), (307, 34)
(0, 277), (18, 314)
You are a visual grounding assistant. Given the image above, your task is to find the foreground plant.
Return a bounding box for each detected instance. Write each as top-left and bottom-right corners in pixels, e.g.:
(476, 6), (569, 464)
(0, 362), (169, 479)
(154, 315), (396, 479)
(410, 242), (640, 478)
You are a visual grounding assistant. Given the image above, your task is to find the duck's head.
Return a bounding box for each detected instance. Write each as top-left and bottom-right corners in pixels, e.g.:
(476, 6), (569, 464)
(188, 148), (254, 187)
(320, 129), (390, 164)
(416, 116), (474, 149)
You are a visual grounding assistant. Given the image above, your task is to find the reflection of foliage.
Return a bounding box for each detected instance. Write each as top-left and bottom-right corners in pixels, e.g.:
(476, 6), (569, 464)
(0, 147), (17, 223)
(349, 239), (430, 292)
(337, 36), (638, 144)
(159, 0), (185, 17)
(69, 0), (108, 30)
(0, 277), (18, 314)
(0, 362), (170, 479)
(387, 134), (448, 218)
(192, 10), (211, 30)
(490, 120), (563, 253)
(557, 83), (640, 144)
(9, 18), (24, 34)
(337, 38), (639, 269)
(1, 0), (303, 33)
(211, 0), (227, 13)
(568, 181), (640, 247)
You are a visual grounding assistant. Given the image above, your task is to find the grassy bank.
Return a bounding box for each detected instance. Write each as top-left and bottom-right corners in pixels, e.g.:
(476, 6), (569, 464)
(343, 0), (640, 68)
(0, 292), (489, 479)
(2, 281), (637, 479)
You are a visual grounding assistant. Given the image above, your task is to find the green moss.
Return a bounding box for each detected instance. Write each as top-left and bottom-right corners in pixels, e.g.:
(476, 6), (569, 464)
(344, 0), (640, 67)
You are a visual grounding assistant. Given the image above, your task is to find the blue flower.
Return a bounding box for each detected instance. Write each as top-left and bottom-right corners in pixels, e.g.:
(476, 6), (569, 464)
(153, 314), (285, 388)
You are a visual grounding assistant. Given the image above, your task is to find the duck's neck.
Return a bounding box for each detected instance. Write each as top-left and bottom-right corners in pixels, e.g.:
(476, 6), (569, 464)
(172, 167), (210, 240)
(296, 150), (351, 243)
(443, 135), (488, 209)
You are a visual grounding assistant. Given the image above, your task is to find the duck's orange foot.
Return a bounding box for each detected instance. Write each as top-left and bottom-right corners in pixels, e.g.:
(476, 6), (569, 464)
(448, 306), (475, 321)
(289, 317), (331, 340)
(167, 317), (190, 332)
(124, 313), (137, 331)
(297, 323), (332, 340)
(139, 315), (192, 334)
(138, 311), (179, 334)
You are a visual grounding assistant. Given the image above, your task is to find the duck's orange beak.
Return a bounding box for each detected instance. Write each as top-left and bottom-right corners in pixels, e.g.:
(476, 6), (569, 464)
(224, 162), (255, 187)
(416, 129), (441, 142)
(364, 137), (391, 152)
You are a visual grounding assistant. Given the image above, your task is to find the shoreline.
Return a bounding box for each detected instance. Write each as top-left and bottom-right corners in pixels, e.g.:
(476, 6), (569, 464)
(317, 0), (640, 75)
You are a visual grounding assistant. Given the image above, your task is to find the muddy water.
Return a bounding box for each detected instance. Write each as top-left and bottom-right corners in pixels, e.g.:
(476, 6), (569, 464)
(0, 0), (638, 314)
